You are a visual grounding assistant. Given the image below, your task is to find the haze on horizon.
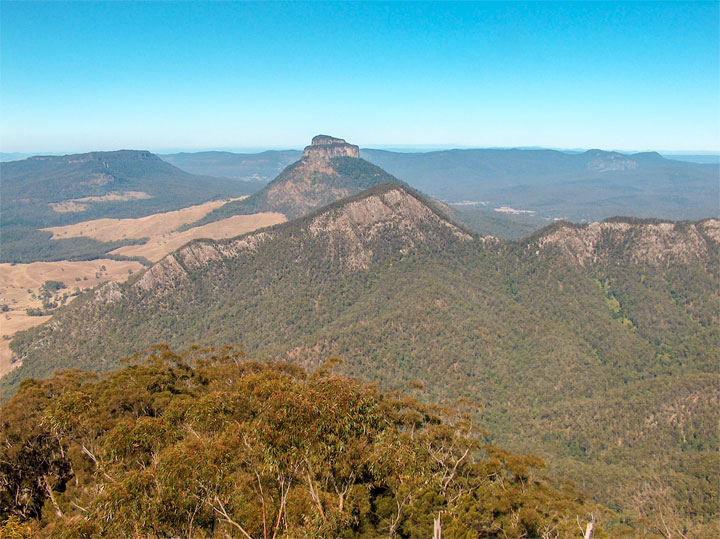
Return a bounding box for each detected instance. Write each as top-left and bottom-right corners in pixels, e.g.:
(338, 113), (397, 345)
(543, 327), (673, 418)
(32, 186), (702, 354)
(1, 1), (718, 154)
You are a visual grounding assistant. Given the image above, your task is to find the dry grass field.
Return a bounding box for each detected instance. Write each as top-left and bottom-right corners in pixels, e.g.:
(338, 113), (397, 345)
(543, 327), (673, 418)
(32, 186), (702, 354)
(110, 212), (287, 261)
(0, 259), (145, 376)
(1, 197), (287, 376)
(43, 197), (248, 241)
(49, 191), (152, 213)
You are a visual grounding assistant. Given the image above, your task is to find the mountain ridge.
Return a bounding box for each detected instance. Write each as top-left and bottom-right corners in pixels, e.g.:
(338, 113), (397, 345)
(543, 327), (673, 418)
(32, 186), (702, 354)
(91, 184), (473, 298)
(2, 184), (717, 528)
(529, 216), (719, 267)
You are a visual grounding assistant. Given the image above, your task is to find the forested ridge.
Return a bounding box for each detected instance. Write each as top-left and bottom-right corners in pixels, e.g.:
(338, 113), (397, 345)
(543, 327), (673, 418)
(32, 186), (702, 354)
(3, 185), (717, 533)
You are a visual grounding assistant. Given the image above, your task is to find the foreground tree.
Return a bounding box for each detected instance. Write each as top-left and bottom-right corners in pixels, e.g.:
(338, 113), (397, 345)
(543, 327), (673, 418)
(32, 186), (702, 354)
(2, 345), (629, 537)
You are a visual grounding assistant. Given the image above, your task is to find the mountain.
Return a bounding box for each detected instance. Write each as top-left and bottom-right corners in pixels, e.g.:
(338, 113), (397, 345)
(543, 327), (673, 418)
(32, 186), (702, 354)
(160, 149), (302, 180)
(4, 183), (718, 529)
(0, 150), (262, 262)
(361, 148), (719, 222)
(185, 136), (405, 227)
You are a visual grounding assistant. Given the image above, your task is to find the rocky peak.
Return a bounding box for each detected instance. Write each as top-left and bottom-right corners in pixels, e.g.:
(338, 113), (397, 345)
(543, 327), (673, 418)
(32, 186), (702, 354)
(137, 185), (471, 292)
(302, 135), (359, 162)
(585, 151), (638, 172)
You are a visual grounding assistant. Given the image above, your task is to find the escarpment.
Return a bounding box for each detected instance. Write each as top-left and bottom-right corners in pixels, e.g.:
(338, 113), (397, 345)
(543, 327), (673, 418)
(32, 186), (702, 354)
(301, 134), (360, 161)
(535, 218), (719, 267)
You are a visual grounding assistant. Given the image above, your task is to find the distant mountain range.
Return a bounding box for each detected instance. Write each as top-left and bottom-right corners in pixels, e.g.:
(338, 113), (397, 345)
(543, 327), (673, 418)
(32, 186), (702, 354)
(4, 145), (716, 245)
(5, 179), (718, 526)
(160, 146), (719, 223)
(159, 149), (301, 181)
(0, 150), (261, 263)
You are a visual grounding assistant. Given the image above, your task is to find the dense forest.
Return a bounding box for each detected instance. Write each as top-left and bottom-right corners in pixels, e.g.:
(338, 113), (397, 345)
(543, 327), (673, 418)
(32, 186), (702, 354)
(4, 185), (717, 534)
(2, 346), (638, 537)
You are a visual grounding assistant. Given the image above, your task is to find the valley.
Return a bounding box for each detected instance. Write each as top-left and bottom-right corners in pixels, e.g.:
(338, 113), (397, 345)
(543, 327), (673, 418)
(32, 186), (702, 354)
(42, 197), (246, 242)
(108, 212), (287, 262)
(41, 195), (287, 262)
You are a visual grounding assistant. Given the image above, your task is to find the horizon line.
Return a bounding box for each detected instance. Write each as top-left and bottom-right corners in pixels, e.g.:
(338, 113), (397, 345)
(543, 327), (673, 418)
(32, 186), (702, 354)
(2, 146), (719, 159)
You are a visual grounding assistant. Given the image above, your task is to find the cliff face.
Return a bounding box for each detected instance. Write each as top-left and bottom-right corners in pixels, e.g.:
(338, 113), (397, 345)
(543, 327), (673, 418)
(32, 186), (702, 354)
(301, 135), (360, 162)
(536, 218), (719, 266)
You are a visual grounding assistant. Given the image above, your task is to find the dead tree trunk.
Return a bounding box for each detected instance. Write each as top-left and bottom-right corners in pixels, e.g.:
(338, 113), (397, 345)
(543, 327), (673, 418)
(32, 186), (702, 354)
(433, 511), (442, 539)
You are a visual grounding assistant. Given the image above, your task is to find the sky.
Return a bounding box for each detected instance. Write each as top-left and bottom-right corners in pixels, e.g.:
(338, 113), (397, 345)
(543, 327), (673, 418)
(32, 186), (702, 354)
(1, 1), (718, 153)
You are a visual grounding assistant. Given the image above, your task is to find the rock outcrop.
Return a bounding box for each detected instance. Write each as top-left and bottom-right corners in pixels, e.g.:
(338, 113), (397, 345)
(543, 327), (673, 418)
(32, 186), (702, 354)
(535, 218), (719, 266)
(302, 135), (360, 162)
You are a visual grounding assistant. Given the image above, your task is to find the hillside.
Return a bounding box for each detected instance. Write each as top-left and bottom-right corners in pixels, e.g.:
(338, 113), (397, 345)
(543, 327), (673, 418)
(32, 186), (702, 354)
(0, 150), (261, 263)
(187, 136), (405, 227)
(0, 349), (615, 537)
(3, 184), (717, 530)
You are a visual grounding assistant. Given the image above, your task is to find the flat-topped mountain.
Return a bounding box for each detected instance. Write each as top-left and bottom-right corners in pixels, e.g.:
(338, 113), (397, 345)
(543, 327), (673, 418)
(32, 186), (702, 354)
(186, 135), (404, 225)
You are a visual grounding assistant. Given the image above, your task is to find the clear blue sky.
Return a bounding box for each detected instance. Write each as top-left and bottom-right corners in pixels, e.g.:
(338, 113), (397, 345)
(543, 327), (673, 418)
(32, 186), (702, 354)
(1, 1), (718, 153)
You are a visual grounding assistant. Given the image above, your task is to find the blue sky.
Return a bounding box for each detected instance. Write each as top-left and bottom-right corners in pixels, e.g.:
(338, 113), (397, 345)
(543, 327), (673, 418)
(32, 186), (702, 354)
(1, 1), (718, 153)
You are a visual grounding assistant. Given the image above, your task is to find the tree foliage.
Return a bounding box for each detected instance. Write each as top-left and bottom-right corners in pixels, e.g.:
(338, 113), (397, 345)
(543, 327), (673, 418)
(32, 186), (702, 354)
(1, 346), (615, 538)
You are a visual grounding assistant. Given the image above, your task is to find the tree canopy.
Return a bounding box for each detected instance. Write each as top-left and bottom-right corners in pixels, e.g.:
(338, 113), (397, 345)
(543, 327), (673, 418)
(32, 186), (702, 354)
(0, 345), (624, 538)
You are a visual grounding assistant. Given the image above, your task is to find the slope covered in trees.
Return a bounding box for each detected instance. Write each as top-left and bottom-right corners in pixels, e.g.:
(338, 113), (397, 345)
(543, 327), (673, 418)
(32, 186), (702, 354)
(3, 185), (718, 531)
(0, 347), (615, 537)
